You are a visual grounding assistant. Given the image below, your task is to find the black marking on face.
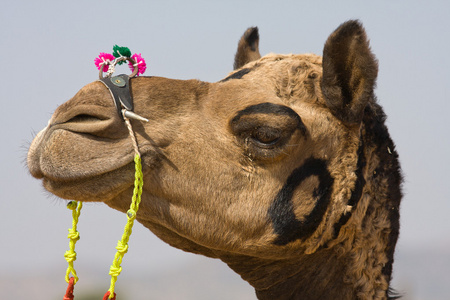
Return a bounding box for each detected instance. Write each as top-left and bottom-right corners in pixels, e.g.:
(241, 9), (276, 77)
(220, 68), (252, 82)
(231, 103), (306, 134)
(332, 139), (366, 238)
(269, 157), (334, 246)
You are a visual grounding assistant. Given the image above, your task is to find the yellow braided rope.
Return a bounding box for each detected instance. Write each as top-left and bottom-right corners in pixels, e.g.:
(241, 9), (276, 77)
(64, 200), (83, 284)
(62, 113), (144, 298)
(107, 153), (144, 298)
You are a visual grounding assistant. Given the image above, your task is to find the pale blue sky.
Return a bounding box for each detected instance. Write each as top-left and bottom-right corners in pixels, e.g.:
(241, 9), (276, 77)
(1, 1), (449, 299)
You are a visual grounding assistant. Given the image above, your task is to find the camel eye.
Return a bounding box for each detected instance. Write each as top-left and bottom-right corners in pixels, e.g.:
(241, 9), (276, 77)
(230, 103), (306, 160)
(251, 127), (282, 148)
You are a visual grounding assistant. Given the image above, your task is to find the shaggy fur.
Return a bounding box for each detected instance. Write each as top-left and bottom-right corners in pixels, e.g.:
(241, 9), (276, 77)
(28, 20), (402, 299)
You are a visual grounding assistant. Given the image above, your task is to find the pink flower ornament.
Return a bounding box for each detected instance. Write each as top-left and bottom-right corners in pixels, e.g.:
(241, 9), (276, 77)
(94, 53), (115, 72)
(129, 53), (147, 76)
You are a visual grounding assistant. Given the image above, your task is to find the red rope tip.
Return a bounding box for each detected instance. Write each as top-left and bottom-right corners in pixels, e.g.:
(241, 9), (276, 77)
(103, 291), (117, 300)
(63, 277), (75, 300)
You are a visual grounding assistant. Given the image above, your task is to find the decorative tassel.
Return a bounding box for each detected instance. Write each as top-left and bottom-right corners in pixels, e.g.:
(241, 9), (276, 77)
(129, 53), (147, 76)
(95, 46), (147, 76)
(95, 53), (115, 72)
(112, 45), (132, 65)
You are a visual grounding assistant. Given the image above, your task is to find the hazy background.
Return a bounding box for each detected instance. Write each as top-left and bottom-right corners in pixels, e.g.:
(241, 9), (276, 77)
(1, 1), (449, 299)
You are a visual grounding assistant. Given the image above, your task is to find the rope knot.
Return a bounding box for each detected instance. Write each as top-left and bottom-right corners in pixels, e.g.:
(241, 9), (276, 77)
(109, 265), (122, 277)
(116, 240), (129, 254)
(64, 250), (77, 263)
(67, 228), (80, 241)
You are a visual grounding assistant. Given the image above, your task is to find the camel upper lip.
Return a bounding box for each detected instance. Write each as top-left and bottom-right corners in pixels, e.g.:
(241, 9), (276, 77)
(27, 103), (136, 183)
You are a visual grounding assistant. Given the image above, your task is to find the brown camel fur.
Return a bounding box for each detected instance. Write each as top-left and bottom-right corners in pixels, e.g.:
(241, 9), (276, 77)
(28, 20), (402, 299)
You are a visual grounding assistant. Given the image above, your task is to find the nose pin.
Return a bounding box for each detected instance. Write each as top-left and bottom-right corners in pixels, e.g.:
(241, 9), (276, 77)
(122, 110), (149, 122)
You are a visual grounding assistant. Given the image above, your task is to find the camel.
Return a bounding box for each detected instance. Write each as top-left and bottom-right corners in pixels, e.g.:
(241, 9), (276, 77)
(28, 20), (402, 299)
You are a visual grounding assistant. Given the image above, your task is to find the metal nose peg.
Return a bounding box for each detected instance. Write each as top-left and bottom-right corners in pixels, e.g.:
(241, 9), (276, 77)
(122, 110), (149, 122)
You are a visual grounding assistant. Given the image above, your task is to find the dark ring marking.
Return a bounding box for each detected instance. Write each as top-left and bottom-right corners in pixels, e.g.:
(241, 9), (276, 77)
(269, 157), (334, 246)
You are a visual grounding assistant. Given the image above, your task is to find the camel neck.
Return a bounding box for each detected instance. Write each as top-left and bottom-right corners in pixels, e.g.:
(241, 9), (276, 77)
(220, 250), (358, 300)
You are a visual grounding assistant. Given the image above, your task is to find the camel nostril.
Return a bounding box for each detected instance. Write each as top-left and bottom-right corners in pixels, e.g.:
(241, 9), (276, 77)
(65, 114), (106, 124)
(50, 106), (128, 139)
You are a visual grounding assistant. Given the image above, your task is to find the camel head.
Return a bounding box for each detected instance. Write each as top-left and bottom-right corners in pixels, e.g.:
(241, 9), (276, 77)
(28, 20), (402, 299)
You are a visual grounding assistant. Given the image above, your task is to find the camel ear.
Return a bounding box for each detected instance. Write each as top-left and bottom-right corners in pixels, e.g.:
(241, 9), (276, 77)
(234, 27), (261, 70)
(321, 20), (378, 124)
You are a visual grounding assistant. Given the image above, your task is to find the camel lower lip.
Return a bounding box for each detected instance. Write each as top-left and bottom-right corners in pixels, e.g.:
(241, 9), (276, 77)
(42, 161), (136, 202)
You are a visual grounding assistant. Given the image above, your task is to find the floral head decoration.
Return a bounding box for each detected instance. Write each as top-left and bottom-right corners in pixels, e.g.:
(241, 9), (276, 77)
(95, 45), (148, 122)
(95, 45), (147, 78)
